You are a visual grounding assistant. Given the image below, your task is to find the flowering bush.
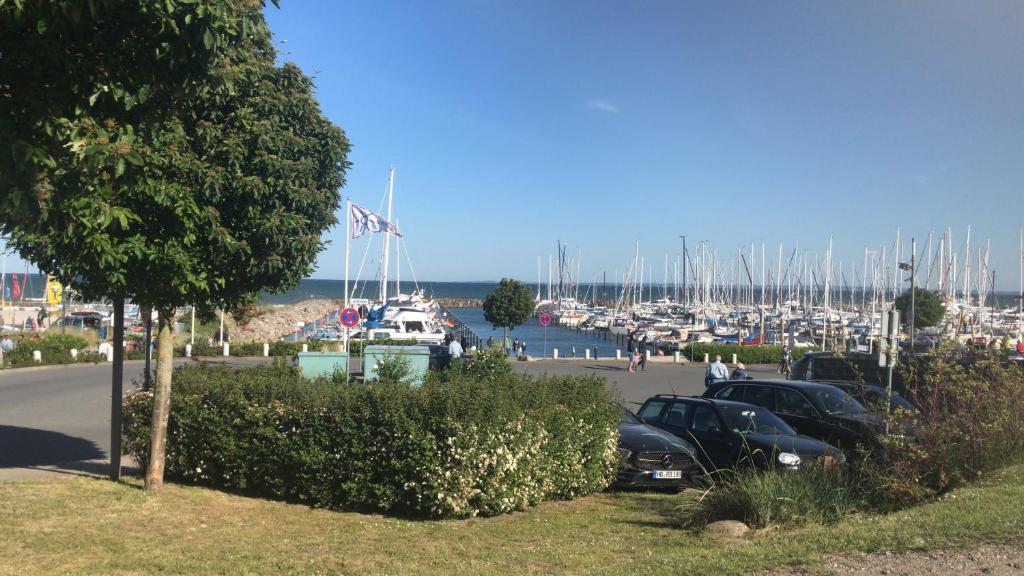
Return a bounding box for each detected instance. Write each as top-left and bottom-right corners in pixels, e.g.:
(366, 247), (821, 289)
(122, 361), (620, 518)
(2, 332), (104, 368)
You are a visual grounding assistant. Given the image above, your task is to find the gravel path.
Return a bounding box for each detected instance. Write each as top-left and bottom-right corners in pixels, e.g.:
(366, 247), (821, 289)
(762, 544), (1024, 575)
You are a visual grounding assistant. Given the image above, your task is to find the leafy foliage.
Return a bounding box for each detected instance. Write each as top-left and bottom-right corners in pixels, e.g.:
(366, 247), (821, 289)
(482, 278), (535, 332)
(0, 1), (350, 309)
(685, 343), (813, 364)
(1, 332), (104, 368)
(122, 362), (620, 518)
(895, 287), (944, 329)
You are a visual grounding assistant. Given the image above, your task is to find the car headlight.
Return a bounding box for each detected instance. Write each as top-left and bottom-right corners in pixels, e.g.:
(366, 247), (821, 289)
(777, 452), (801, 467)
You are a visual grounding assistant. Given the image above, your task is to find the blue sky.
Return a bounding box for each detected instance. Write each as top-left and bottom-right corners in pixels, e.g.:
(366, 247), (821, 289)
(8, 1), (1022, 290)
(261, 0), (1022, 287)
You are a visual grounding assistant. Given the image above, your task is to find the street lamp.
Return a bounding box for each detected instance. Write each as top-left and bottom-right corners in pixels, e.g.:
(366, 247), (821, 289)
(898, 238), (916, 352)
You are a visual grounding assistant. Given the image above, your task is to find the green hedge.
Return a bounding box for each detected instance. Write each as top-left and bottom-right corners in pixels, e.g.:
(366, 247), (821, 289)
(122, 352), (620, 518)
(170, 339), (420, 358)
(683, 343), (813, 365)
(1, 333), (105, 368)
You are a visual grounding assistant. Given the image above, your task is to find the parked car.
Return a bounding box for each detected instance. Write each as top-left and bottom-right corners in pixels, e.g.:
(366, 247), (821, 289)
(826, 381), (917, 415)
(636, 395), (843, 472)
(614, 409), (700, 489)
(702, 380), (883, 452)
(789, 351), (911, 393)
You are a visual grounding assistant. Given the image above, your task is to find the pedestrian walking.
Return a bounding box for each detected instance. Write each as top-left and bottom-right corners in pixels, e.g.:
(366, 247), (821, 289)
(512, 338), (520, 357)
(705, 354), (730, 387)
(486, 335), (495, 349)
(779, 347), (792, 376)
(637, 335), (647, 371)
(730, 362), (752, 380)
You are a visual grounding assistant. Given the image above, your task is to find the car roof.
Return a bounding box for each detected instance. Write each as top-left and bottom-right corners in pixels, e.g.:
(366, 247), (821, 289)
(644, 395), (758, 410)
(734, 379), (848, 393)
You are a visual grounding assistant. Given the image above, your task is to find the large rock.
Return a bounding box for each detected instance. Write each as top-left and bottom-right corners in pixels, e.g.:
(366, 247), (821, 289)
(232, 299), (340, 343)
(704, 520), (751, 538)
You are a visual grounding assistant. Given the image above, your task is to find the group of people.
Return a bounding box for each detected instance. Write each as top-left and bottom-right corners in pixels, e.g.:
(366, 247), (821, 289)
(626, 332), (648, 373)
(703, 354), (754, 386)
(484, 335), (528, 359)
(444, 333), (469, 358)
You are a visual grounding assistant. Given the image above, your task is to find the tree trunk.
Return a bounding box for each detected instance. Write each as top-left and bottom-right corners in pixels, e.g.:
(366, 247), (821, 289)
(144, 307), (175, 492)
(503, 326), (508, 355)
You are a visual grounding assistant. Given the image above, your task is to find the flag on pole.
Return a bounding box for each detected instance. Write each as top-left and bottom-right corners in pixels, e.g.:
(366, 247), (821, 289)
(350, 203), (402, 239)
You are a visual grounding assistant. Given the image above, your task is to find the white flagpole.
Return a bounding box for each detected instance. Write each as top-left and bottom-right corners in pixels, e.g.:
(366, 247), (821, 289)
(344, 198), (351, 353)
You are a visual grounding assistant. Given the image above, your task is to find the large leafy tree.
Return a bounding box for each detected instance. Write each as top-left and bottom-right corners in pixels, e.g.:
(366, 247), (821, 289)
(483, 278), (536, 353)
(1, 1), (350, 490)
(896, 287), (944, 329)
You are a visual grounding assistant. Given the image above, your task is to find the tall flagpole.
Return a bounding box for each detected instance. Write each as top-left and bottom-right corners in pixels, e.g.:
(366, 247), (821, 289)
(344, 198), (351, 352)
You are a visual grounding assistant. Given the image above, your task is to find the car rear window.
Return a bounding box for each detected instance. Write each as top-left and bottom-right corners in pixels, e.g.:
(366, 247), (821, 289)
(638, 400), (666, 422)
(814, 358), (857, 380)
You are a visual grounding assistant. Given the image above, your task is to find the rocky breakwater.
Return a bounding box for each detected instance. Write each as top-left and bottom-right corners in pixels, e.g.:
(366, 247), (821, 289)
(233, 299), (340, 343)
(437, 298), (482, 308)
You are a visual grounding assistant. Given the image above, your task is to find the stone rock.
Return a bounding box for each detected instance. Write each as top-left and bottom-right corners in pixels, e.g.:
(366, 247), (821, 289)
(233, 299), (340, 343)
(704, 520), (751, 538)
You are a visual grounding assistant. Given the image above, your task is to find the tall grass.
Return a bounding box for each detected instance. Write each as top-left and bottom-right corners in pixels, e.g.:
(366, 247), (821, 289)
(679, 467), (862, 528)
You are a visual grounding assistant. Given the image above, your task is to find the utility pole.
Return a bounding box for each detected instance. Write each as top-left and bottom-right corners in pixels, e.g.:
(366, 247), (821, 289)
(109, 298), (124, 481)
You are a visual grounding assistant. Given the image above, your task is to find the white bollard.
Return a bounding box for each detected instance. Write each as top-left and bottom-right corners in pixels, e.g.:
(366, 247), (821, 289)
(32, 350), (41, 363)
(263, 342), (270, 357)
(302, 343), (308, 353)
(185, 343), (192, 358)
(585, 348), (591, 360)
(105, 344), (114, 362)
(222, 342), (230, 356)
(553, 348), (559, 359)
(674, 351), (681, 363)
(732, 353), (737, 364)
(616, 349), (622, 360)
(70, 348), (78, 359)
(704, 353), (710, 363)
(645, 350), (651, 360)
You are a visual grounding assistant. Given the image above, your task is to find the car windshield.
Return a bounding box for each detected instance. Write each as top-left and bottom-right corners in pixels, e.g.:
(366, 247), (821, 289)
(718, 405), (795, 435)
(808, 387), (868, 415)
(621, 409), (642, 425)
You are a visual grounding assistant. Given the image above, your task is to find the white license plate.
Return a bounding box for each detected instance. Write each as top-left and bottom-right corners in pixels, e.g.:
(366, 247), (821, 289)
(652, 470), (682, 479)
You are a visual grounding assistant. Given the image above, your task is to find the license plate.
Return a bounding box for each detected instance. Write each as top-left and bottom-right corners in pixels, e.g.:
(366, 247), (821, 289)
(652, 470), (682, 479)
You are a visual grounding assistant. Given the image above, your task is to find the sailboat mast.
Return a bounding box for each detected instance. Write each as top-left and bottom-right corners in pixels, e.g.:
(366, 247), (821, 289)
(380, 168), (395, 303)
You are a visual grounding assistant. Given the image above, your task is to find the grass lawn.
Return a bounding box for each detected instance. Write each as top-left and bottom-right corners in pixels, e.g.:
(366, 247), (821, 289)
(1, 466), (1023, 575)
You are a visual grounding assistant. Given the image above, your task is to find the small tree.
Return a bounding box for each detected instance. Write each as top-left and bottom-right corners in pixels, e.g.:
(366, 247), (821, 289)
(1, 3), (350, 490)
(896, 288), (944, 329)
(482, 278), (535, 353)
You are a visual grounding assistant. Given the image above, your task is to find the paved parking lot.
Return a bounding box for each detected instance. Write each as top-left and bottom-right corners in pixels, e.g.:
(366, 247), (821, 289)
(511, 358), (781, 406)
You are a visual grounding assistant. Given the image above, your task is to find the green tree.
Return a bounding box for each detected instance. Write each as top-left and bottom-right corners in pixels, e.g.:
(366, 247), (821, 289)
(896, 287), (944, 329)
(1, 2), (350, 490)
(482, 278), (535, 354)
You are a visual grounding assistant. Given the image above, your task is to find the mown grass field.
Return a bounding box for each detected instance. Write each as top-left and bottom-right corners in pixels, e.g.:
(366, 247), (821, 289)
(1, 465), (1023, 575)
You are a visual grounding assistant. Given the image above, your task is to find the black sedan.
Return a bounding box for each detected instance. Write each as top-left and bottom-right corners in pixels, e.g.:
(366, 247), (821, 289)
(614, 409), (701, 489)
(636, 396), (843, 472)
(703, 379), (884, 452)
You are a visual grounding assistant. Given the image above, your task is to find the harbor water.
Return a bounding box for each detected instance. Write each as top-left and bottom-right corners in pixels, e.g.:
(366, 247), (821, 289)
(452, 307), (623, 360)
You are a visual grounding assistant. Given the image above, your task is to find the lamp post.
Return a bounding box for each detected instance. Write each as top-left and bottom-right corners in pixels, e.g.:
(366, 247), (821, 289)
(899, 238), (916, 353)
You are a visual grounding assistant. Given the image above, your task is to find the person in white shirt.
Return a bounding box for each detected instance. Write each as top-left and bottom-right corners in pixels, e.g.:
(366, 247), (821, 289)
(448, 338), (464, 359)
(705, 354), (730, 387)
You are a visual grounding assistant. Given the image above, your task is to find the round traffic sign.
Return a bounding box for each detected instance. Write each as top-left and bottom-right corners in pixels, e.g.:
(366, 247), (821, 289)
(538, 313), (551, 326)
(339, 307), (361, 328)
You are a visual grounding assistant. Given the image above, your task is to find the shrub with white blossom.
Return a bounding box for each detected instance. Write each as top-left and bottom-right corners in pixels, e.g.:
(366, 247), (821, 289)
(122, 358), (620, 518)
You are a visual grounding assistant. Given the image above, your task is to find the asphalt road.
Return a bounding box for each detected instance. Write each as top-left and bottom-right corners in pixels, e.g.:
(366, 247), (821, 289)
(0, 355), (781, 480)
(0, 357), (268, 480)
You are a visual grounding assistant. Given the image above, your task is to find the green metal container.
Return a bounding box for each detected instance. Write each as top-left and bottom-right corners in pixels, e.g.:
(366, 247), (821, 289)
(296, 351), (349, 380)
(363, 345), (432, 386)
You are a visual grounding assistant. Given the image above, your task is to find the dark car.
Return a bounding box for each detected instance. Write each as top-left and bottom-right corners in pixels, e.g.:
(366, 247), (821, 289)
(789, 351), (911, 393)
(636, 395), (843, 472)
(826, 381), (917, 415)
(615, 409), (700, 489)
(702, 380), (883, 452)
